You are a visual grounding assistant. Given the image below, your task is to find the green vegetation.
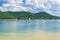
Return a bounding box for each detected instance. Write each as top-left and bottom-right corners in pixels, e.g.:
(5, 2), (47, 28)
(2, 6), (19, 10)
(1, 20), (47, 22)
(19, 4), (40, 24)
(34, 12), (60, 19)
(0, 11), (60, 19)
(0, 12), (15, 19)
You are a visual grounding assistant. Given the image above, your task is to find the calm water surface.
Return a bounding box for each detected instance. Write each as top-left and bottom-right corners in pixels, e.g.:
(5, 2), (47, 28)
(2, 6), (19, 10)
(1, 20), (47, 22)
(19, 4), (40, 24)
(0, 20), (60, 33)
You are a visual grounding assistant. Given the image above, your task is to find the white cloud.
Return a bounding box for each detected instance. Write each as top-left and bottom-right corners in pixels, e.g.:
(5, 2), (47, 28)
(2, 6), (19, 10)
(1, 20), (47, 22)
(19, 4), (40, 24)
(0, 0), (60, 16)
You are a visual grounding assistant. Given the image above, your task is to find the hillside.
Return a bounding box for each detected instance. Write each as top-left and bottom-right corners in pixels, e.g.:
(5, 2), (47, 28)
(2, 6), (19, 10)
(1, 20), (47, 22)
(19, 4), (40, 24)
(0, 11), (60, 19)
(35, 12), (60, 19)
(0, 12), (15, 19)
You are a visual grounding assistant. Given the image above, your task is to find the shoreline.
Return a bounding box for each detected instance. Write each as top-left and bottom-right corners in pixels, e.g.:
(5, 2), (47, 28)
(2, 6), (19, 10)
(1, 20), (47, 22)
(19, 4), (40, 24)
(0, 30), (60, 40)
(0, 19), (60, 20)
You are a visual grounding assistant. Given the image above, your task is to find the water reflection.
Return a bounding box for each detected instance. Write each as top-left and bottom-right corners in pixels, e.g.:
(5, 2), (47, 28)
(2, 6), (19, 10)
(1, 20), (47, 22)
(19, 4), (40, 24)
(45, 20), (58, 32)
(0, 20), (60, 32)
(0, 20), (18, 32)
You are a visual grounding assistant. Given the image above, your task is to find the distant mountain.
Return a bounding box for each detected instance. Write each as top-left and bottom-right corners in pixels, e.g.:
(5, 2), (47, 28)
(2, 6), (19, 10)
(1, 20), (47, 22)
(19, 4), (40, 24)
(0, 12), (15, 19)
(0, 11), (60, 19)
(34, 12), (60, 19)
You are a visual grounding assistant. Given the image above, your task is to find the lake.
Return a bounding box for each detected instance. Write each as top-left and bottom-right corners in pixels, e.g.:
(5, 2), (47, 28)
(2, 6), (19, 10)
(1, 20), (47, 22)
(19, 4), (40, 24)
(0, 20), (60, 40)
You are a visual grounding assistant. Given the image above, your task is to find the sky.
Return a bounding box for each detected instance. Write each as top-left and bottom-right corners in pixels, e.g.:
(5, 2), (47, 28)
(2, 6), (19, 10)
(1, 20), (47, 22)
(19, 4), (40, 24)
(0, 0), (60, 16)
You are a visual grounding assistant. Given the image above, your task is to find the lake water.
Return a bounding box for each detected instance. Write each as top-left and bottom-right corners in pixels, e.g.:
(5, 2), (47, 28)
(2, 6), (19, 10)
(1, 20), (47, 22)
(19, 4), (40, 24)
(0, 20), (60, 32)
(0, 20), (60, 40)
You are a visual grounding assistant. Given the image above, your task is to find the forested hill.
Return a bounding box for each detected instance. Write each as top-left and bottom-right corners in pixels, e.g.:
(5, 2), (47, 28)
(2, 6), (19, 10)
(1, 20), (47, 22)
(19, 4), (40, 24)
(0, 11), (60, 19)
(0, 12), (15, 19)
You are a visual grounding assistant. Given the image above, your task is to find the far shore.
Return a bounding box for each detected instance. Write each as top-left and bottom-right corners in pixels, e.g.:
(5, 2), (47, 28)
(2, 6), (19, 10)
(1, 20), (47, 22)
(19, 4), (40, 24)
(0, 19), (60, 20)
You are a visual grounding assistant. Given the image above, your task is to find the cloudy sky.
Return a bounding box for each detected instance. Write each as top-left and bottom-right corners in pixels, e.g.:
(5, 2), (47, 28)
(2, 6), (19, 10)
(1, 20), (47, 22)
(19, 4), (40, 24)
(0, 0), (60, 16)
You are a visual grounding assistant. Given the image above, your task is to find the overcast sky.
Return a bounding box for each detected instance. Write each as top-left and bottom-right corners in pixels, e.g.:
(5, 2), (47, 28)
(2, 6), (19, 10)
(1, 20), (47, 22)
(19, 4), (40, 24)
(0, 0), (60, 16)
